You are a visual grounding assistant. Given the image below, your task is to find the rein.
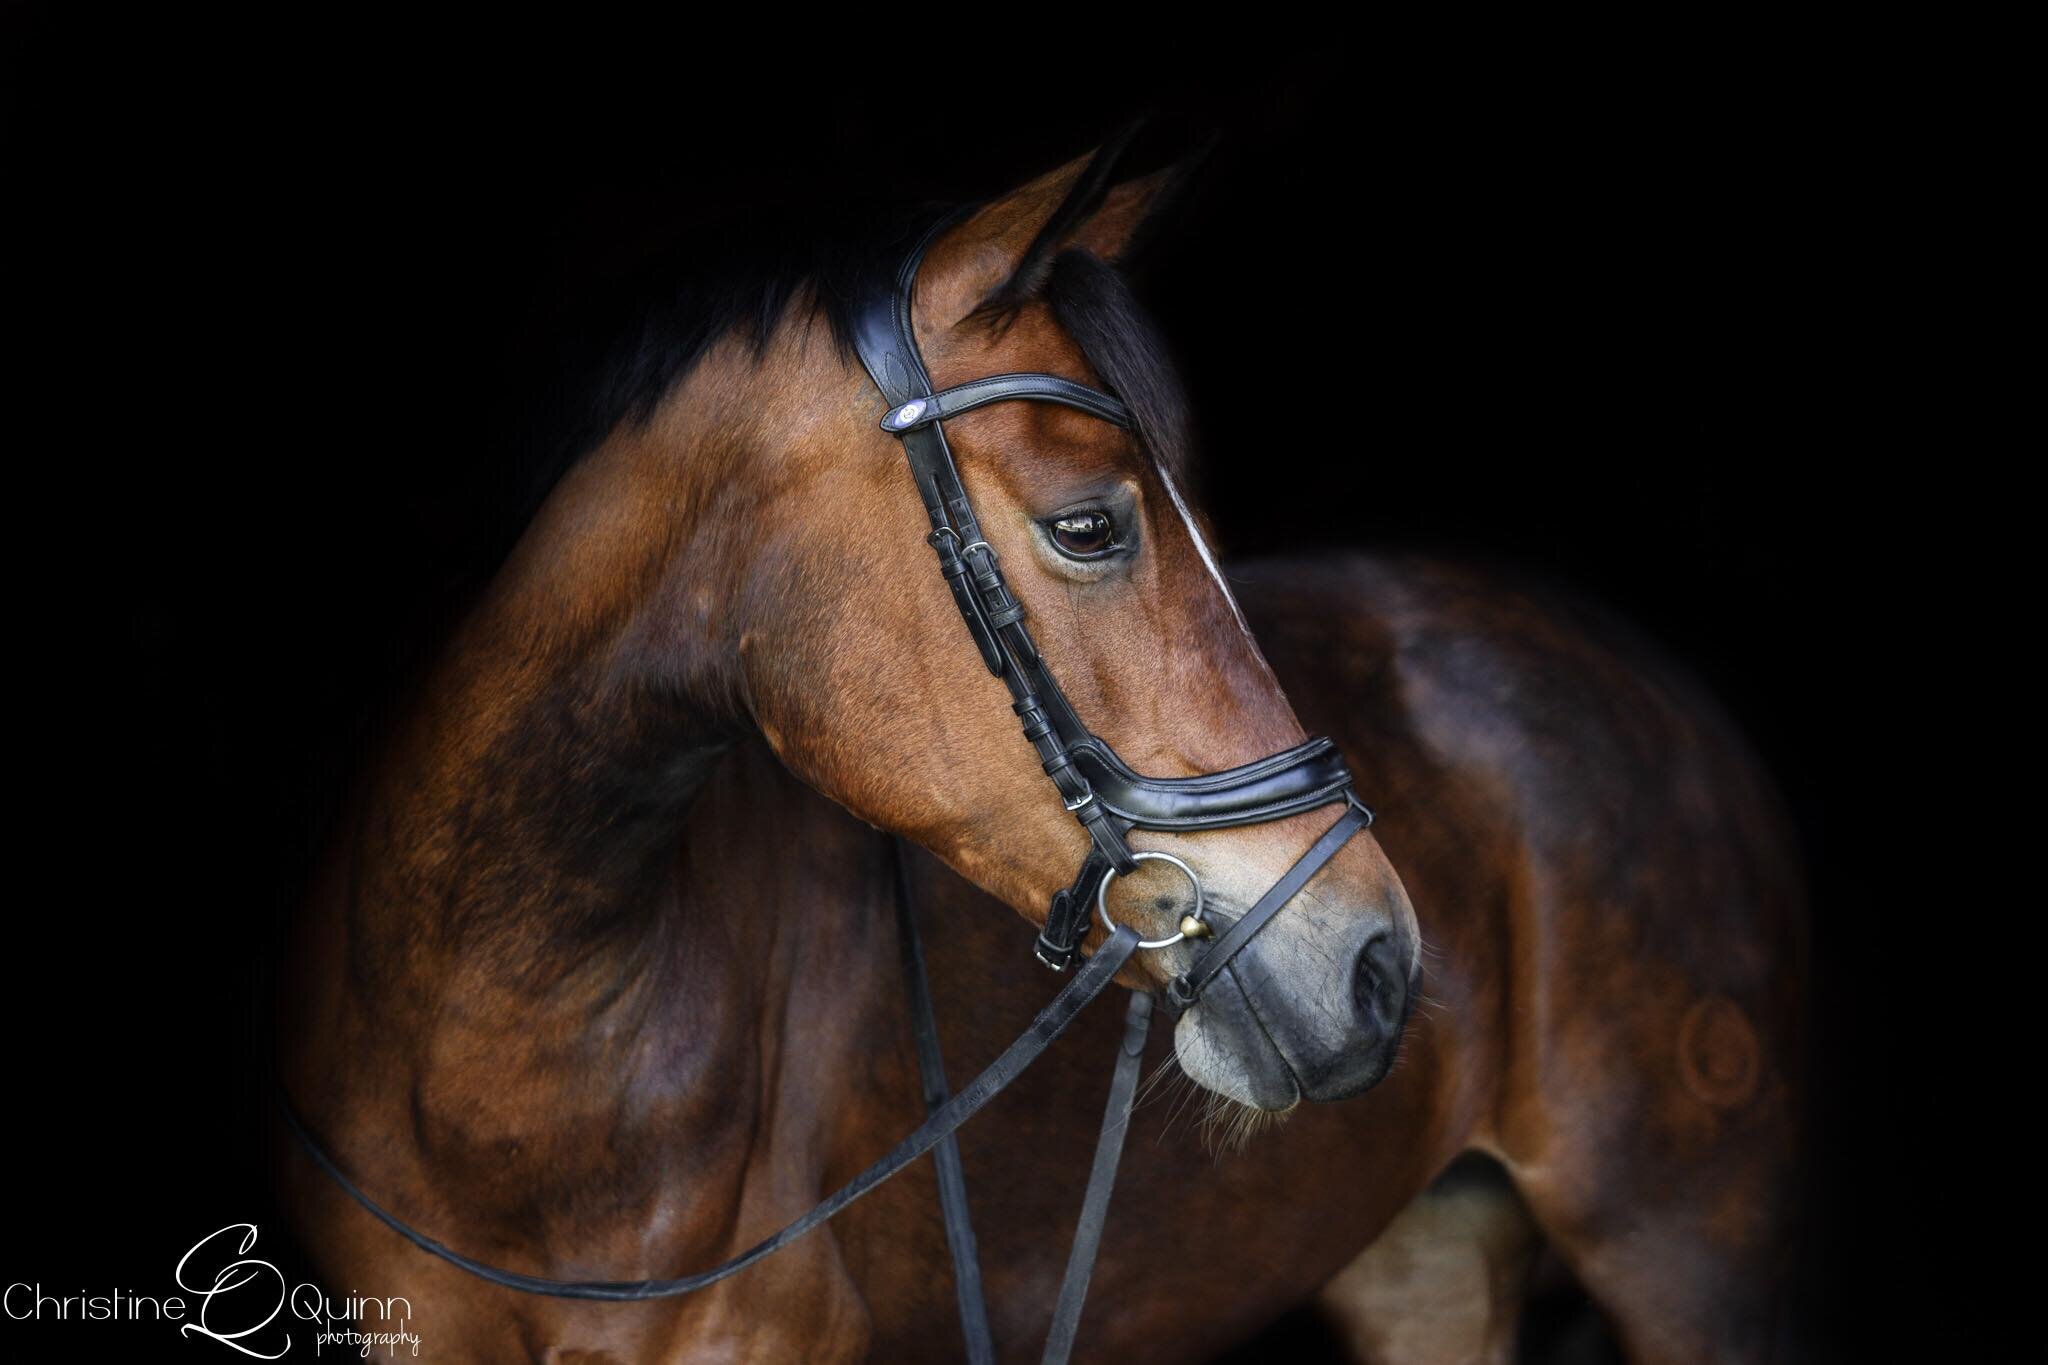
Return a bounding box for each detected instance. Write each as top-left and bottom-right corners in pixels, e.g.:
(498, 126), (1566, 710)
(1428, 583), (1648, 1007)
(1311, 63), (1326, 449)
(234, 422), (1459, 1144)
(282, 208), (1376, 1362)
(280, 909), (1144, 1314)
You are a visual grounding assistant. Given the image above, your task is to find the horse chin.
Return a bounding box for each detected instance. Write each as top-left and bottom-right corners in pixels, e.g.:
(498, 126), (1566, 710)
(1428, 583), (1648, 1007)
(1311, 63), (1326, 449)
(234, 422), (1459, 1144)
(1172, 1004), (1303, 1117)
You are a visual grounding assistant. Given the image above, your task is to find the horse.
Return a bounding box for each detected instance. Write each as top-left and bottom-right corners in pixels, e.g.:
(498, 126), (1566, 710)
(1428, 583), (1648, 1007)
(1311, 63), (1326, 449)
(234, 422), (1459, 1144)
(277, 146), (1423, 1361)
(277, 146), (1805, 1362)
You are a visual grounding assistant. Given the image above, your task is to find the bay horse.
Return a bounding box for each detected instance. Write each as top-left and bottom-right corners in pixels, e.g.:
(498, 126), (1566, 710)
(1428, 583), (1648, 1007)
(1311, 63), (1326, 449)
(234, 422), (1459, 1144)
(277, 150), (1804, 1362)
(279, 149), (1421, 1359)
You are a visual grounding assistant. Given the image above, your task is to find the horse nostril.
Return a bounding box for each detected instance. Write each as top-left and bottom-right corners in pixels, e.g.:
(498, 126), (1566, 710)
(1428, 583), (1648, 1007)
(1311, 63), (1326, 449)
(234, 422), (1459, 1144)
(1351, 933), (1407, 1034)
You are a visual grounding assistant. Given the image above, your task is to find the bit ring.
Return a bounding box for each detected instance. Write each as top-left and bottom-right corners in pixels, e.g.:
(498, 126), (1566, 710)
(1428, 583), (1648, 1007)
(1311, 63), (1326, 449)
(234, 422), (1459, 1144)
(1096, 851), (1206, 950)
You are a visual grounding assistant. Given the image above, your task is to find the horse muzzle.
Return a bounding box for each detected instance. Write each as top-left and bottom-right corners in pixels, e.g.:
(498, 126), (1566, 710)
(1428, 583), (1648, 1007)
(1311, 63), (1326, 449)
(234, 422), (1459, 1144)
(1173, 900), (1419, 1109)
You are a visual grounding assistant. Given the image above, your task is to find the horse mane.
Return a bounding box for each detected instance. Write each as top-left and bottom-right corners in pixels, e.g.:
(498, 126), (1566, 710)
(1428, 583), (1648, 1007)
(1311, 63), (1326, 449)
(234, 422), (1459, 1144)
(542, 209), (914, 469)
(1040, 247), (1191, 478)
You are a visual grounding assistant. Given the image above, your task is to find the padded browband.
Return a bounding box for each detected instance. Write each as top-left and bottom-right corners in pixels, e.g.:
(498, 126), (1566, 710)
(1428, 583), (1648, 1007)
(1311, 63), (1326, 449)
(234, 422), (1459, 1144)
(880, 374), (1132, 433)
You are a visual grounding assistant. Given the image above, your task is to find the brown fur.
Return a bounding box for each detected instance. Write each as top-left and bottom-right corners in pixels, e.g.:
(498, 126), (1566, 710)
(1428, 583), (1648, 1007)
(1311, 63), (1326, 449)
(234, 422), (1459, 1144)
(276, 155), (1800, 1361)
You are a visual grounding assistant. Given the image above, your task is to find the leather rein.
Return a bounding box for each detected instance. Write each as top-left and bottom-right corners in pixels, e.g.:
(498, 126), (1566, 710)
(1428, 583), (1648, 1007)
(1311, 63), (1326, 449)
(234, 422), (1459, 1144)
(282, 211), (1375, 1364)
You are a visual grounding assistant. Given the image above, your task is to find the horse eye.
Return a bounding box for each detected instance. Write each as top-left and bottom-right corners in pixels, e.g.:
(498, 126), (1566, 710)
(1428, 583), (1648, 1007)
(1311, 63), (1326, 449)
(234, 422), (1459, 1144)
(1049, 511), (1118, 559)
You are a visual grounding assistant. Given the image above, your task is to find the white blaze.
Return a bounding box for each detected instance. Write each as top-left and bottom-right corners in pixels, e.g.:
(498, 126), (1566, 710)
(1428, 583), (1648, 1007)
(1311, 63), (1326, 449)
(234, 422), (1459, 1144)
(1153, 457), (1257, 643)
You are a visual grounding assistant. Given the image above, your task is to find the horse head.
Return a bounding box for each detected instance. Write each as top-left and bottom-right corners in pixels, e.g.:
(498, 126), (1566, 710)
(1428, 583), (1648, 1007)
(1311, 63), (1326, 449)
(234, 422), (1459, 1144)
(614, 149), (1420, 1111)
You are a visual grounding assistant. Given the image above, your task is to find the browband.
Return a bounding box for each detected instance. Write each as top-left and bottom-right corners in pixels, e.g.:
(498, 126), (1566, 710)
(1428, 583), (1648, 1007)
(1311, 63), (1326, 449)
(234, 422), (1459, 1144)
(880, 373), (1133, 433)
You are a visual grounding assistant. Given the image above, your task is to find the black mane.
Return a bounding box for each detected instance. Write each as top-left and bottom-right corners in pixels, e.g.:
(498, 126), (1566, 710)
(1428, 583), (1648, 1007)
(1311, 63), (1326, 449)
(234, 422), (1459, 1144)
(1043, 248), (1191, 476)
(536, 208), (914, 472)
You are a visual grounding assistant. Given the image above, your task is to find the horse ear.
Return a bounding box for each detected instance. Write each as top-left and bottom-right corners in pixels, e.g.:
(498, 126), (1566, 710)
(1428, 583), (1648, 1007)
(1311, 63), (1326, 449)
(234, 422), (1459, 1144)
(1065, 167), (1177, 266)
(916, 127), (1148, 331)
(1070, 131), (1214, 270)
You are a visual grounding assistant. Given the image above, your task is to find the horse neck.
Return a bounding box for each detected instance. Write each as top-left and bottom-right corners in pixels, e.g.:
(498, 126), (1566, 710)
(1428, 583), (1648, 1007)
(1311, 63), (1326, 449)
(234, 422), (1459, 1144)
(288, 737), (906, 1255)
(279, 315), (933, 1270)
(313, 333), (806, 1062)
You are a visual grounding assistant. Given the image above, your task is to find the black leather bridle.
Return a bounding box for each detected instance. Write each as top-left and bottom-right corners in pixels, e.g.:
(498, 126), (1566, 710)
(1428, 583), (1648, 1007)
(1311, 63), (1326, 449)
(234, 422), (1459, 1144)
(282, 211), (1375, 1364)
(851, 211), (1372, 1006)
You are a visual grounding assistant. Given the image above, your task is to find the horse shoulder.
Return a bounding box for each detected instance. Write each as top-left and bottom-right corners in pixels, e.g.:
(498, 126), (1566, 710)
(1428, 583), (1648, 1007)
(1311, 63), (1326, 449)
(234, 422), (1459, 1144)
(1243, 552), (1808, 1356)
(1241, 552), (1805, 1134)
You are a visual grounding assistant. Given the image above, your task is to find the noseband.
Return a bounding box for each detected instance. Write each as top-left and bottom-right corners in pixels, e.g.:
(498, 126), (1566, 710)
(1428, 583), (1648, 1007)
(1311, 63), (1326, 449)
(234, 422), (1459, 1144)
(281, 211), (1378, 1364)
(849, 211), (1373, 1005)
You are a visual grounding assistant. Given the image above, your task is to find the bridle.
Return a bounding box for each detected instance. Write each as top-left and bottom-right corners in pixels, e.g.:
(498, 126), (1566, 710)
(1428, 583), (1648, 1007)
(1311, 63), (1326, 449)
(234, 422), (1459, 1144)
(282, 209), (1375, 1363)
(851, 211), (1372, 1006)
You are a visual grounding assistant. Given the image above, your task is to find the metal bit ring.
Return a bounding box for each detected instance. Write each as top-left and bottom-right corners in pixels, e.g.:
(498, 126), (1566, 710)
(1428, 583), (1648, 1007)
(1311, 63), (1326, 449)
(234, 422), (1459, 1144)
(1096, 851), (1206, 950)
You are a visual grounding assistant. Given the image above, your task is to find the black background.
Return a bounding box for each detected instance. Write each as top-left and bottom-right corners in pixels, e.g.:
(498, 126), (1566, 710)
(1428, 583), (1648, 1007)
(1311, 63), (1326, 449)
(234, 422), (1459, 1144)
(9, 17), (1912, 1361)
